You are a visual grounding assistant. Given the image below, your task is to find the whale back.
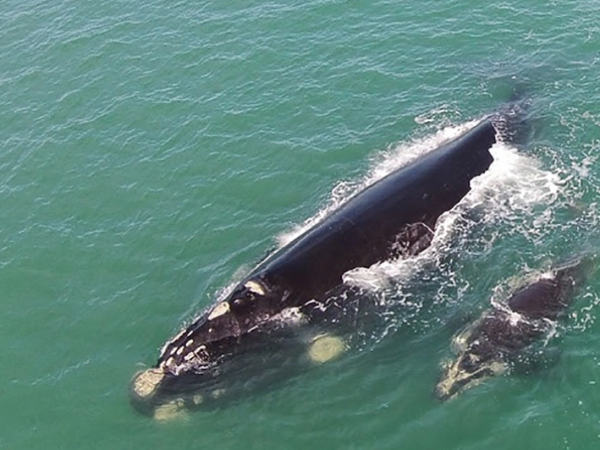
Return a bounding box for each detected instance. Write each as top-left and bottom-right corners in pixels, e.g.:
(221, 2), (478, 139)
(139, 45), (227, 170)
(248, 119), (497, 310)
(508, 261), (585, 320)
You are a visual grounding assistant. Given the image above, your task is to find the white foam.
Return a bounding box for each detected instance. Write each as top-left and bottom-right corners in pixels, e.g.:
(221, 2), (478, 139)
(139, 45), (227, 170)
(465, 143), (563, 218)
(571, 290), (600, 331)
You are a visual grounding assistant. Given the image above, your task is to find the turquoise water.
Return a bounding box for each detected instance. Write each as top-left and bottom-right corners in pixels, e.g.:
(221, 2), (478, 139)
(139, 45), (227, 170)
(3, 0), (600, 448)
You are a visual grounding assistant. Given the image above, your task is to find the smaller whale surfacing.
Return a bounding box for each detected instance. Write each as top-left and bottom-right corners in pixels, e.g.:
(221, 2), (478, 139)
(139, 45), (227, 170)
(436, 258), (590, 401)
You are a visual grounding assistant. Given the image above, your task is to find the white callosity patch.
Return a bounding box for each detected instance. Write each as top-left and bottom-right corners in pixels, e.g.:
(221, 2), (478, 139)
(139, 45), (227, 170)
(270, 307), (307, 326)
(157, 330), (211, 375)
(158, 328), (186, 360)
(131, 368), (165, 399)
(244, 279), (266, 296)
(451, 327), (475, 354)
(436, 350), (508, 400)
(208, 301), (230, 320)
(165, 344), (210, 375)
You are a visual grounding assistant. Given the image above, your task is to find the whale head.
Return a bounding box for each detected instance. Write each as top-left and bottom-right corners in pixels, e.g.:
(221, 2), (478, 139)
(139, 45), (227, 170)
(435, 336), (508, 401)
(129, 278), (308, 418)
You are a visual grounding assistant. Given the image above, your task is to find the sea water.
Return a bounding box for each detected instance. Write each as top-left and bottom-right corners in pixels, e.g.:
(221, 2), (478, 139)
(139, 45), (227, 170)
(2, 0), (600, 449)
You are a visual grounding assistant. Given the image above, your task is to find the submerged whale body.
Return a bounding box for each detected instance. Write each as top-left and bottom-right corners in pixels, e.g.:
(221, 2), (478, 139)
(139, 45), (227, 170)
(436, 259), (588, 401)
(131, 103), (526, 417)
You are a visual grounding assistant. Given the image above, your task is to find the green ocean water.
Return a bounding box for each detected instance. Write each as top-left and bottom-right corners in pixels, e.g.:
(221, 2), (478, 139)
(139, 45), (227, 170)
(3, 0), (600, 448)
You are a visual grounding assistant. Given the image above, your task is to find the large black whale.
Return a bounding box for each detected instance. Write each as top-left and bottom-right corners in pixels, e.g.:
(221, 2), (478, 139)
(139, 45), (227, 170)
(131, 105), (525, 418)
(436, 258), (589, 401)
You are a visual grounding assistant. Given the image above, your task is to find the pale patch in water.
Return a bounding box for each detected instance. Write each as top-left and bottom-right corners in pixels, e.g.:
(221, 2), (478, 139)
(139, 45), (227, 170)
(208, 301), (230, 320)
(211, 388), (226, 399)
(489, 360), (507, 376)
(153, 399), (188, 422)
(307, 334), (346, 364)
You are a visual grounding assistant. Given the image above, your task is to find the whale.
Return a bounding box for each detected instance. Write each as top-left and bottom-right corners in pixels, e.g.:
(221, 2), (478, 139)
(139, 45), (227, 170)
(436, 258), (589, 401)
(131, 102), (527, 418)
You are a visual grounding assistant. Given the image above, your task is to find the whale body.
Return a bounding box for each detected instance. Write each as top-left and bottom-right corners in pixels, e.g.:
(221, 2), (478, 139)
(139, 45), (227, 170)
(131, 105), (525, 417)
(436, 259), (588, 401)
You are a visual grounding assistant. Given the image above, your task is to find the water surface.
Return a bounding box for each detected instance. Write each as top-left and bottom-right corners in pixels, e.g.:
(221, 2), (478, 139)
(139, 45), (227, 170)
(2, 1), (600, 449)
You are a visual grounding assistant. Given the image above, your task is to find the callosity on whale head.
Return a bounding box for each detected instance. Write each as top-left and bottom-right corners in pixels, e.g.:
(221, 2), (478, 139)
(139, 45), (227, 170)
(436, 257), (591, 401)
(435, 315), (514, 401)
